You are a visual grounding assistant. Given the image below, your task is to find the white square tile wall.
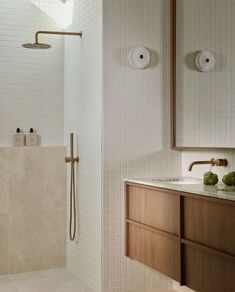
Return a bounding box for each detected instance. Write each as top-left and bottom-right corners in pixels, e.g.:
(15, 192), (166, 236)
(102, 0), (181, 291)
(64, 0), (102, 291)
(0, 0), (64, 146)
(182, 149), (235, 180)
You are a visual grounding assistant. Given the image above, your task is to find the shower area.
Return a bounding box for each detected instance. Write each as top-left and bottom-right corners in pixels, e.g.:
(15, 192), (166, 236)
(0, 0), (102, 291)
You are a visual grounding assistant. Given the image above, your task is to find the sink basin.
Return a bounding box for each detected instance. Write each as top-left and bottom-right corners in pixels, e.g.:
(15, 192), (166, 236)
(152, 177), (201, 185)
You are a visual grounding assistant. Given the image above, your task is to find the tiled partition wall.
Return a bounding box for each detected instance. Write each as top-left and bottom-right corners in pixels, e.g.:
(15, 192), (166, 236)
(102, 0), (182, 291)
(0, 0), (64, 146)
(64, 0), (102, 291)
(0, 147), (66, 275)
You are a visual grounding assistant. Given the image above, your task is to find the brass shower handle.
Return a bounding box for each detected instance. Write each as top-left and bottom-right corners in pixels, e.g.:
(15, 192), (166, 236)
(65, 156), (79, 163)
(65, 133), (79, 164)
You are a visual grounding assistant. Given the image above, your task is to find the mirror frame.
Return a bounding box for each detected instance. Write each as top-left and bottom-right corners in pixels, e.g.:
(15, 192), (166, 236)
(169, 0), (235, 150)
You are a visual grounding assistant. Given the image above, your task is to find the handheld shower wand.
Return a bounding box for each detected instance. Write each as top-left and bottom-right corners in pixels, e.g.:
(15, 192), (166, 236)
(65, 133), (79, 241)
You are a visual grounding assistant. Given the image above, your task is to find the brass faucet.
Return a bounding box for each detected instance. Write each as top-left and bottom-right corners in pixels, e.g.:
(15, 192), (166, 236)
(188, 158), (228, 171)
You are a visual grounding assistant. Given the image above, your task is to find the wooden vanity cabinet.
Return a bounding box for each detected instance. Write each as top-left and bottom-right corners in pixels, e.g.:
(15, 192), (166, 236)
(127, 185), (179, 235)
(126, 185), (180, 281)
(125, 182), (235, 292)
(127, 223), (180, 281)
(184, 196), (235, 255)
(126, 184), (181, 282)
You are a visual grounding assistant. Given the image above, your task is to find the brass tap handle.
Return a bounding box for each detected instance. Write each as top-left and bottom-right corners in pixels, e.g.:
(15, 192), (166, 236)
(213, 159), (228, 167)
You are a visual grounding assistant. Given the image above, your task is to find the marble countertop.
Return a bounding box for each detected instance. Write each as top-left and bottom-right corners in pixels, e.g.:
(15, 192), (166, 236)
(124, 177), (235, 202)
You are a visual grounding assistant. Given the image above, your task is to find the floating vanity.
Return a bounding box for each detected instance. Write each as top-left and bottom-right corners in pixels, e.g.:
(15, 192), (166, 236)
(124, 178), (235, 292)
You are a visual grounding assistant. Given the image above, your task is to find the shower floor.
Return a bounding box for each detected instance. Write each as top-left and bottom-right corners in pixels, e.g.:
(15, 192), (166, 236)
(0, 268), (93, 292)
(0, 269), (186, 292)
(133, 290), (178, 292)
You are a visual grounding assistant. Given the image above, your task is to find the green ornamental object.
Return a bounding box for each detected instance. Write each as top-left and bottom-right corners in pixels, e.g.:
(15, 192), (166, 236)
(222, 172), (235, 186)
(203, 171), (219, 186)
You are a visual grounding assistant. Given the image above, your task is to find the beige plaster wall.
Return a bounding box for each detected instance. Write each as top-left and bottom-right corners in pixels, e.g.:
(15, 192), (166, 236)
(0, 146), (67, 274)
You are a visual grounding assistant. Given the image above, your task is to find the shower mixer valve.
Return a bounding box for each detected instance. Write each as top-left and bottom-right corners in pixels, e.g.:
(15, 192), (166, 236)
(65, 133), (79, 164)
(65, 156), (79, 163)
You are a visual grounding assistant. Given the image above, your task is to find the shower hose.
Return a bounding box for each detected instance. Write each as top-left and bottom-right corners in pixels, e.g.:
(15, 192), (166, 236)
(69, 158), (76, 241)
(65, 133), (79, 241)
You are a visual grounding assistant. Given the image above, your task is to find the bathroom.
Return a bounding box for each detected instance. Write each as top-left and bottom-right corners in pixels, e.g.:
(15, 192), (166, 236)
(0, 0), (234, 292)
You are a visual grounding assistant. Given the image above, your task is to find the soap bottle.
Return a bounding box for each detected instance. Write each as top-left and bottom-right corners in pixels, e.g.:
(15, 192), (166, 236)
(26, 128), (38, 146)
(13, 128), (24, 147)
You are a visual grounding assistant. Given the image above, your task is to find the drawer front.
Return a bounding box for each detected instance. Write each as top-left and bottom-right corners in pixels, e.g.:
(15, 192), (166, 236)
(127, 185), (179, 235)
(127, 223), (180, 281)
(184, 197), (235, 255)
(185, 245), (235, 292)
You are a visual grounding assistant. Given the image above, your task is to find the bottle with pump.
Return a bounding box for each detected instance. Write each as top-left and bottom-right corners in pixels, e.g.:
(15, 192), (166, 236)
(13, 128), (24, 147)
(26, 128), (38, 146)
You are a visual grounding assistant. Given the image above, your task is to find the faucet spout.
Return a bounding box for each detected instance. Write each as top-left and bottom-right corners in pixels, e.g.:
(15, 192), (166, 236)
(188, 158), (228, 171)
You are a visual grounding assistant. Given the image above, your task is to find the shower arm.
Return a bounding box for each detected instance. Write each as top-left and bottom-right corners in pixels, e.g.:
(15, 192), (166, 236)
(35, 31), (82, 44)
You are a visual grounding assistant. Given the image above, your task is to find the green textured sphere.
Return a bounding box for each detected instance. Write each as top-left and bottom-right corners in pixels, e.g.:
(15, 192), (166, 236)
(222, 172), (235, 186)
(203, 171), (219, 186)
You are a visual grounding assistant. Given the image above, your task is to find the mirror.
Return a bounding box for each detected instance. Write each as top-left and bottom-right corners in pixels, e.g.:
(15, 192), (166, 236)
(171, 0), (235, 149)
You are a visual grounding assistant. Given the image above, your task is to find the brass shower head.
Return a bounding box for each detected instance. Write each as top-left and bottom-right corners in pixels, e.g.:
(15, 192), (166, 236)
(22, 31), (82, 49)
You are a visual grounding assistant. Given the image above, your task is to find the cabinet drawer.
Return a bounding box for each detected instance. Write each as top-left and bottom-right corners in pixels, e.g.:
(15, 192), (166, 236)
(127, 223), (180, 281)
(185, 245), (235, 292)
(126, 185), (179, 235)
(184, 197), (235, 255)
